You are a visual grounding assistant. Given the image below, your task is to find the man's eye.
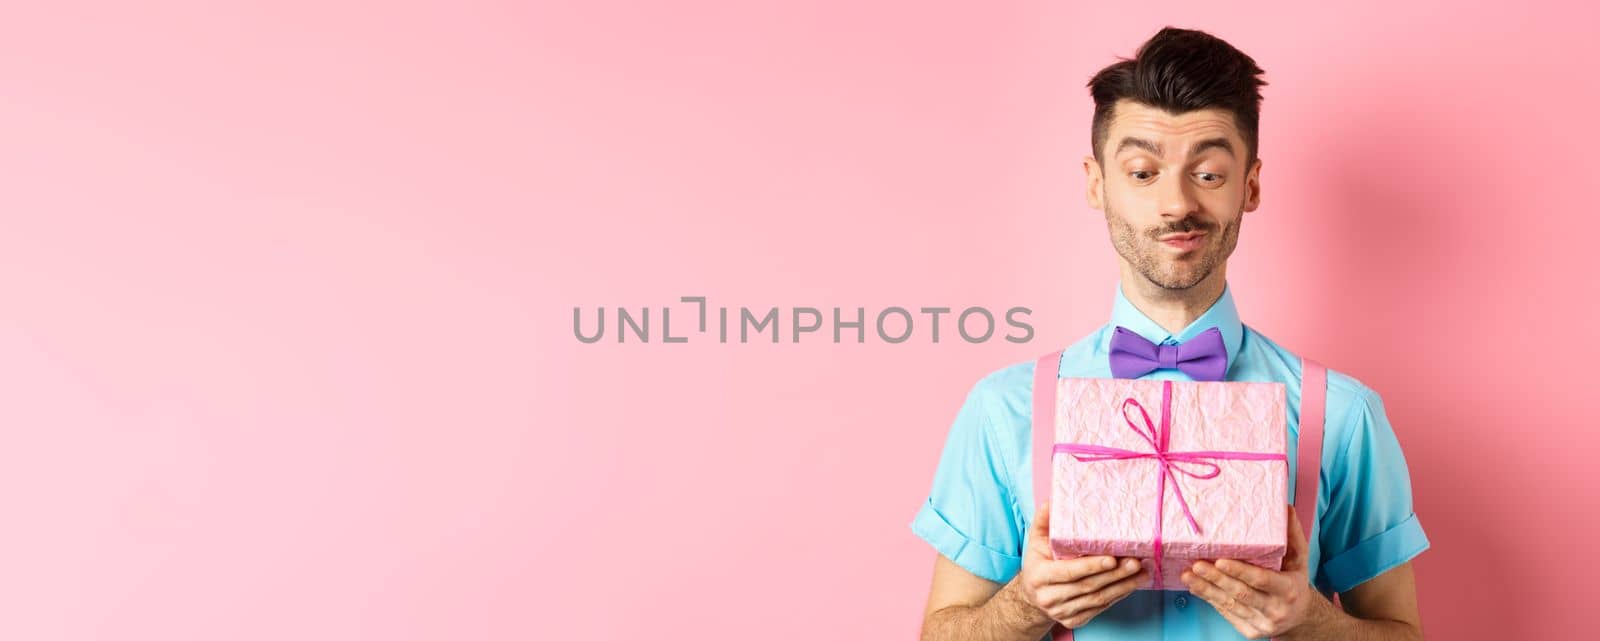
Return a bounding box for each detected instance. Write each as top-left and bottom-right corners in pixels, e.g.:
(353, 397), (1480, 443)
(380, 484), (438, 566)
(1130, 170), (1154, 181)
(1195, 172), (1223, 183)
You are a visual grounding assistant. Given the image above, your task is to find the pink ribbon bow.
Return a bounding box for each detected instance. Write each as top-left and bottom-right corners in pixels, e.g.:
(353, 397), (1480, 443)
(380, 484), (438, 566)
(1053, 380), (1285, 590)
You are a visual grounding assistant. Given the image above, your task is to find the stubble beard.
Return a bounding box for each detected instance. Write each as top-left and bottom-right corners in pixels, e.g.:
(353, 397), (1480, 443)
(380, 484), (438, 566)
(1105, 199), (1241, 291)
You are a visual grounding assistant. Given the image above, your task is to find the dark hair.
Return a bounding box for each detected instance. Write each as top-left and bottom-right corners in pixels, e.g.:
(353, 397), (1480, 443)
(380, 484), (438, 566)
(1088, 27), (1267, 165)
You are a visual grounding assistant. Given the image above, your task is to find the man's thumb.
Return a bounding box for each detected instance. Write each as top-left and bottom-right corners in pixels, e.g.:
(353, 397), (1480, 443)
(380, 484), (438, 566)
(1025, 501), (1054, 559)
(1029, 501), (1051, 540)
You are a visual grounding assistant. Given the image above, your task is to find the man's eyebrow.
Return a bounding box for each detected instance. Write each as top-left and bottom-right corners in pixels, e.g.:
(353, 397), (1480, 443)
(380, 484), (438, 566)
(1192, 137), (1235, 157)
(1114, 137), (1161, 157)
(1113, 136), (1237, 159)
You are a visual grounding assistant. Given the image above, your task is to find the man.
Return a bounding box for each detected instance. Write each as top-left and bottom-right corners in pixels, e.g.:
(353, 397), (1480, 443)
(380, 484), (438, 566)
(910, 27), (1428, 641)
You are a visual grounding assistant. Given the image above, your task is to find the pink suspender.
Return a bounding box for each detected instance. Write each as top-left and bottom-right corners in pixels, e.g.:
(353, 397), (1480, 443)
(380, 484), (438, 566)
(1030, 351), (1328, 641)
(1275, 358), (1328, 641)
(1030, 351), (1072, 641)
(1294, 358), (1326, 554)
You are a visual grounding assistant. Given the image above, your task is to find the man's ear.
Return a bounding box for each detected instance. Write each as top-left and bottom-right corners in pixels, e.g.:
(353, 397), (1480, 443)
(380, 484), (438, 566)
(1242, 156), (1263, 213)
(1083, 155), (1104, 211)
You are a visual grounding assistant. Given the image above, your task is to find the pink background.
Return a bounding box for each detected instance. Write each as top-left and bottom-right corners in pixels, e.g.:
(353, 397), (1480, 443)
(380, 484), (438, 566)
(1, 2), (1593, 639)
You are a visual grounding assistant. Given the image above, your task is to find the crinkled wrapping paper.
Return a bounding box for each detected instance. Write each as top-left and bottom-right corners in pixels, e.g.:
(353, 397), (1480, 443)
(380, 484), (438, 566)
(1048, 377), (1288, 590)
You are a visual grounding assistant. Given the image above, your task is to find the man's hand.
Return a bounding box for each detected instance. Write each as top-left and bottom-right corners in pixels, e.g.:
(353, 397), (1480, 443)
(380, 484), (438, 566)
(1179, 504), (1339, 640)
(1019, 501), (1147, 629)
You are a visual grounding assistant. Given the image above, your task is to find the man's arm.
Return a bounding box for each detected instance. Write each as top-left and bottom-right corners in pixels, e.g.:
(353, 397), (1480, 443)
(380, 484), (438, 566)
(919, 502), (1147, 641)
(919, 553), (1055, 641)
(1284, 384), (1427, 640)
(1283, 562), (1423, 641)
(1181, 505), (1424, 641)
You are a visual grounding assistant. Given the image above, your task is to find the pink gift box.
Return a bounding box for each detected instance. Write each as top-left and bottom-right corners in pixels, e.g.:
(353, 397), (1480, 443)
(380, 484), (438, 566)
(1047, 377), (1288, 590)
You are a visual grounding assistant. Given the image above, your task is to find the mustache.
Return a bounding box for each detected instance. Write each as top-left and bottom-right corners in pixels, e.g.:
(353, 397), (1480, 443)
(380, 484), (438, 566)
(1148, 219), (1215, 238)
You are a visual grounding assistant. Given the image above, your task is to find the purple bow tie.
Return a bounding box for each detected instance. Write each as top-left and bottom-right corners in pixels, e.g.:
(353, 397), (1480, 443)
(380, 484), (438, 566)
(1108, 325), (1228, 381)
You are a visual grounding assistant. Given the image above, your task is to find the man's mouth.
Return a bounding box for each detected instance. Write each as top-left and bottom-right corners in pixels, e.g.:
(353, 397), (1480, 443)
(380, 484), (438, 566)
(1158, 231), (1207, 251)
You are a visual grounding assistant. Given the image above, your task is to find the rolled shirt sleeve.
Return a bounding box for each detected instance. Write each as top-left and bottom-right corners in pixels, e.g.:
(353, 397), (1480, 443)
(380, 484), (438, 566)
(1316, 386), (1431, 593)
(910, 376), (1024, 584)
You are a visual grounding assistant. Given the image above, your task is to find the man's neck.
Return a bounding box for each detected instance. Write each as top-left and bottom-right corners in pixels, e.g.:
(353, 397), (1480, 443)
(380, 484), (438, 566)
(1118, 268), (1227, 336)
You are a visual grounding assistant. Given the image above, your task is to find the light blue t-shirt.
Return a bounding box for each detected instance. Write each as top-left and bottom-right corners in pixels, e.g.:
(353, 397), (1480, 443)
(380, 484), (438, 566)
(910, 280), (1429, 640)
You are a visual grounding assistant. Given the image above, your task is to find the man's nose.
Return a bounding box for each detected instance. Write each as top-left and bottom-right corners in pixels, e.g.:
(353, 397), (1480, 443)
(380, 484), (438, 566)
(1158, 172), (1199, 219)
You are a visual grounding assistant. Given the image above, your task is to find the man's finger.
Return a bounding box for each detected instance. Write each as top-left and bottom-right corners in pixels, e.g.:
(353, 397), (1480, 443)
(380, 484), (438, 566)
(1062, 558), (1144, 597)
(1042, 554), (1123, 584)
(1194, 560), (1271, 610)
(1056, 567), (1146, 619)
(1185, 574), (1264, 641)
(1215, 559), (1288, 594)
(1214, 608), (1261, 639)
(1025, 501), (1124, 583)
(1283, 504), (1309, 572)
(1049, 601), (1112, 630)
(1181, 568), (1269, 631)
(1203, 559), (1273, 604)
(1026, 501), (1052, 559)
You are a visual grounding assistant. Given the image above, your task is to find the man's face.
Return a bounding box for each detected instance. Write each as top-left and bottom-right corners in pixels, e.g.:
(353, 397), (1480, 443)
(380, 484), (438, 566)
(1084, 99), (1262, 291)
